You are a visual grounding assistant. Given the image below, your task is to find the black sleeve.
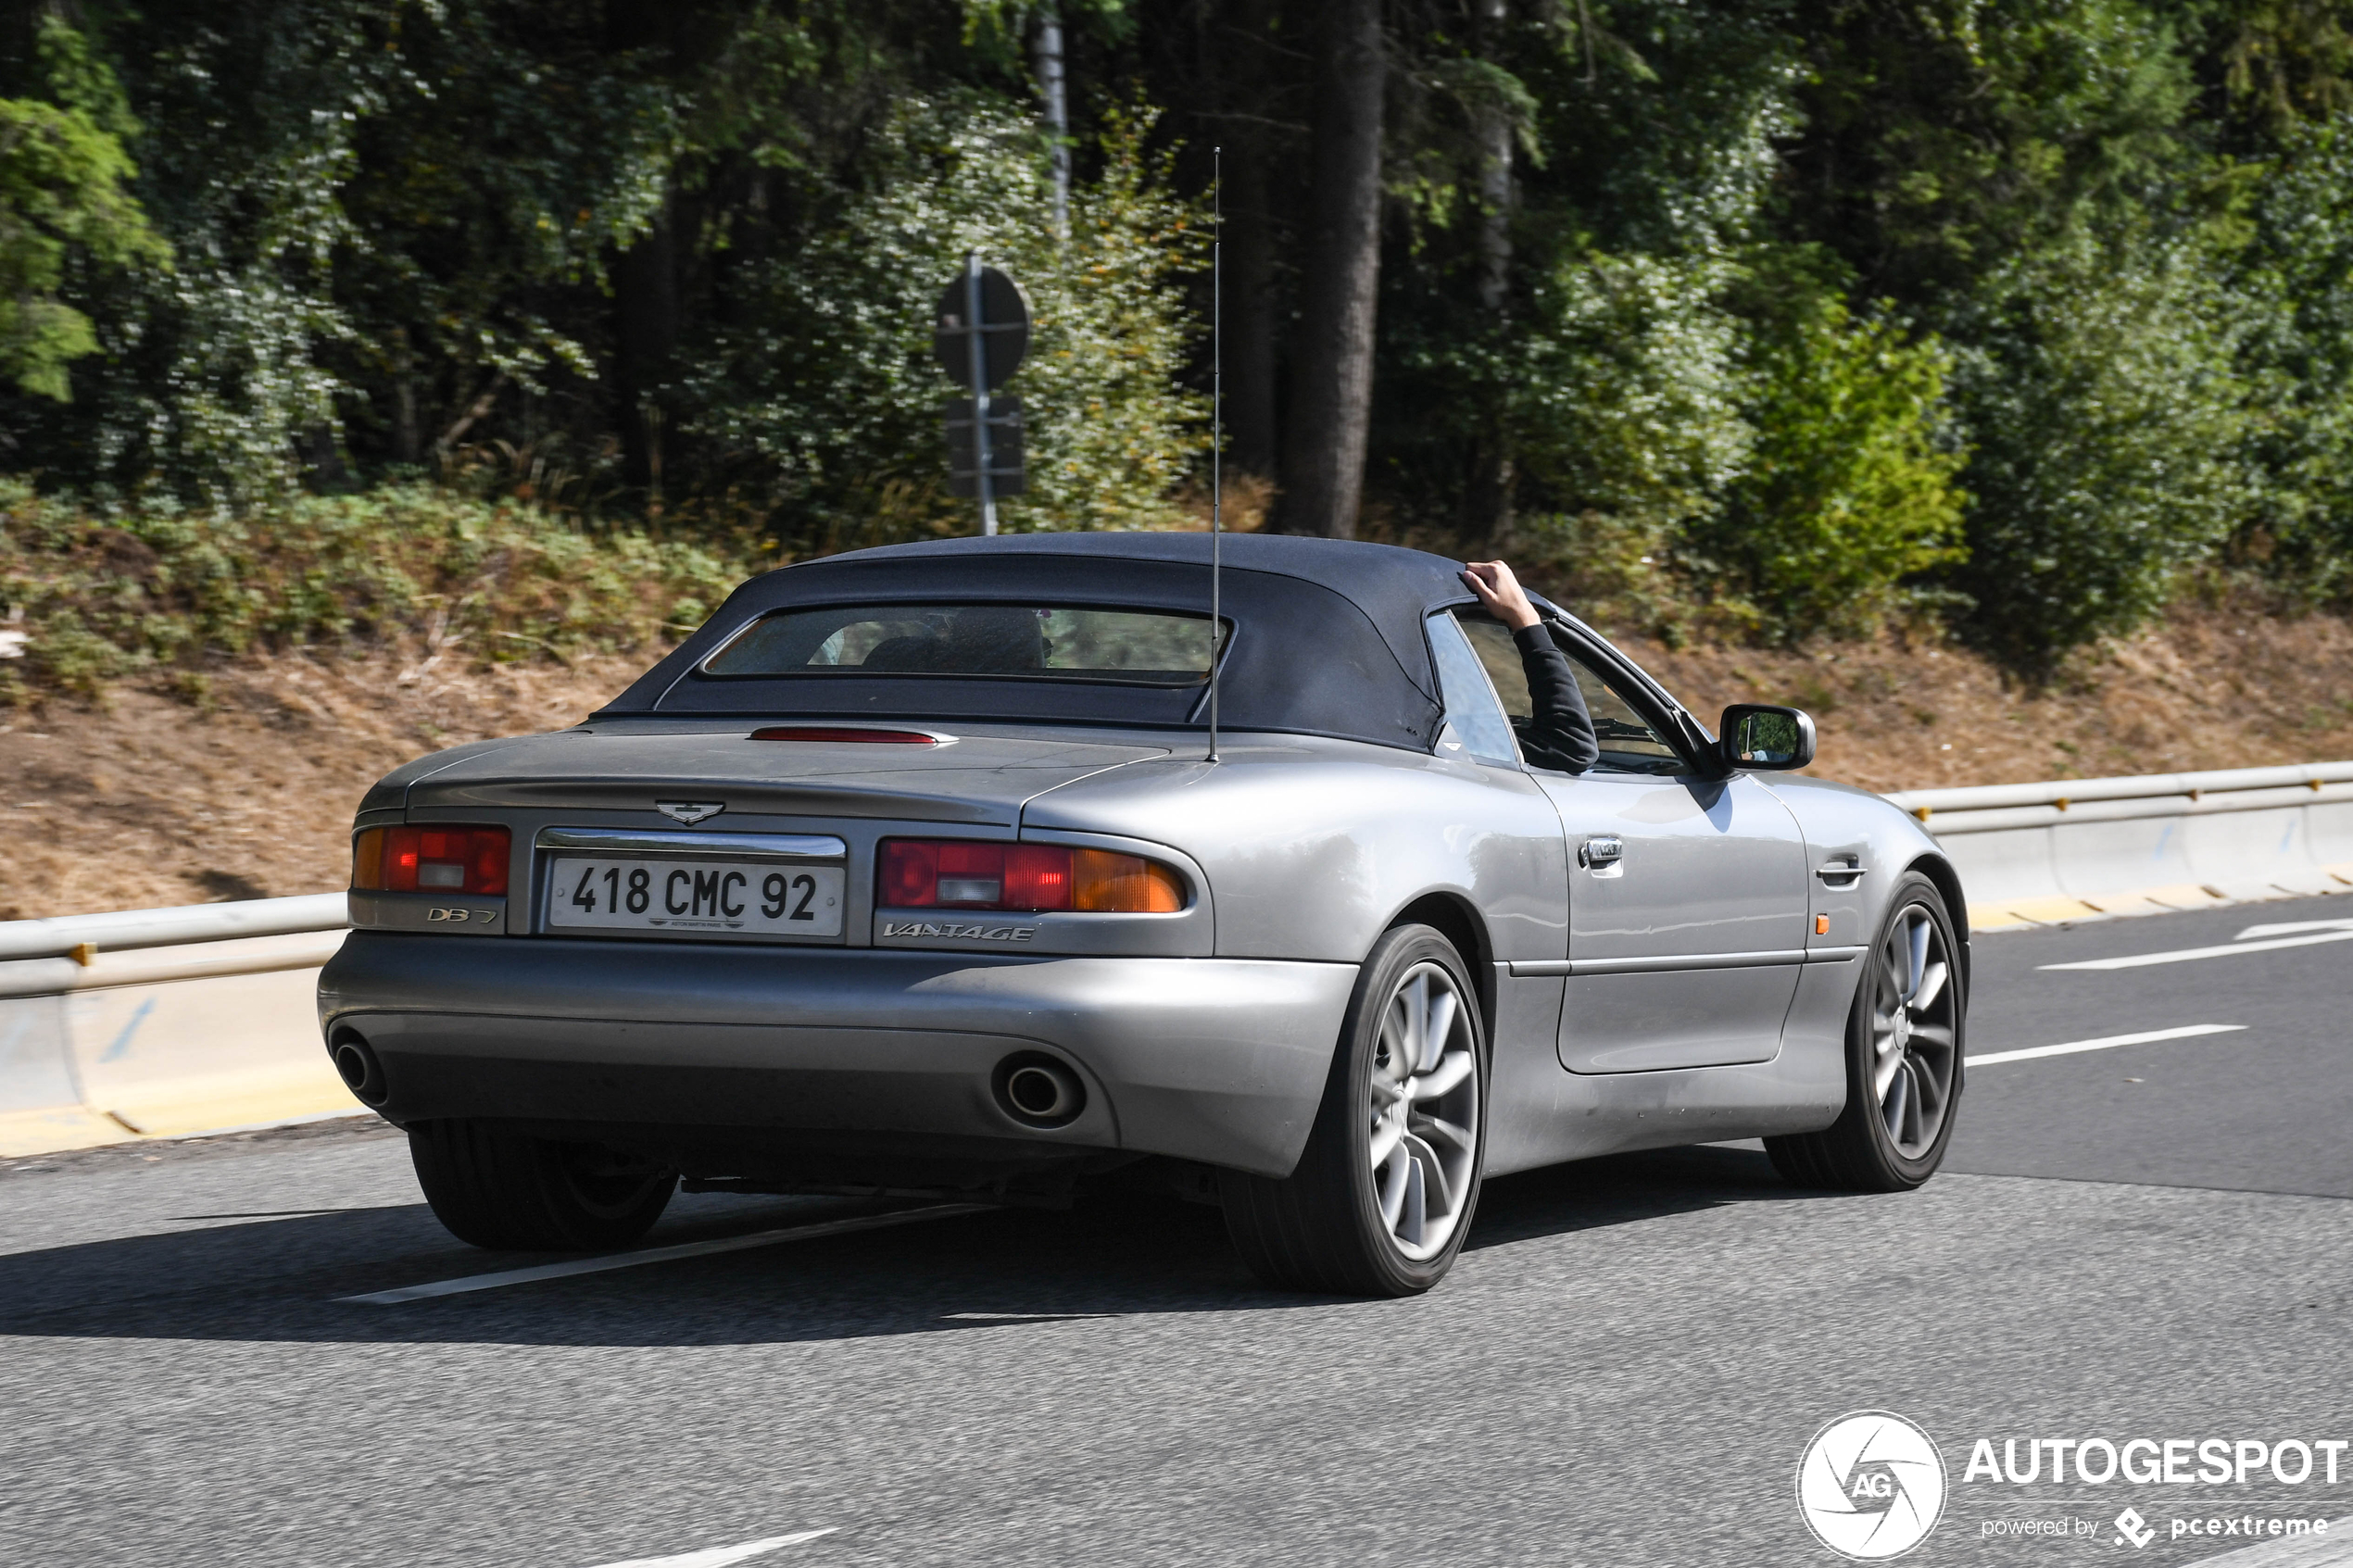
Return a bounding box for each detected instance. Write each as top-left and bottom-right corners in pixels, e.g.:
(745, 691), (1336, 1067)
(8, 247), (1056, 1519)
(1511, 623), (1600, 773)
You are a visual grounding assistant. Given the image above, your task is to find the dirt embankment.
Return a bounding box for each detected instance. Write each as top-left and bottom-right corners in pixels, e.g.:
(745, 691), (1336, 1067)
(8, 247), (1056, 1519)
(1609, 605), (2353, 794)
(5, 604), (2351, 919)
(0, 650), (651, 921)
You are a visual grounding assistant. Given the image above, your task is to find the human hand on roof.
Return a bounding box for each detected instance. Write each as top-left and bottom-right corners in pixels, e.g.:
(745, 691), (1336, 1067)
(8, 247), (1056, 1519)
(1462, 560), (1541, 631)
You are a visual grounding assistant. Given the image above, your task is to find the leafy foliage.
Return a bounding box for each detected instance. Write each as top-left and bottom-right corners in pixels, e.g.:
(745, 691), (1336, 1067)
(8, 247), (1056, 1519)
(1696, 266), (1969, 642)
(680, 95), (1207, 540)
(0, 480), (741, 702)
(10, 0), (2353, 684)
(0, 19), (167, 402)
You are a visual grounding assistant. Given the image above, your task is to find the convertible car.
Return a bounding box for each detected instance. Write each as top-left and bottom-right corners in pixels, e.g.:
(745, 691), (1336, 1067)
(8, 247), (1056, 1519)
(319, 533), (1968, 1296)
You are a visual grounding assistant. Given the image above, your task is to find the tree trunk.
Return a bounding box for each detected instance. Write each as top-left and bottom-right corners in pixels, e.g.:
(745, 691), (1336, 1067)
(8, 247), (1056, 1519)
(1277, 0), (1386, 538)
(1034, 6), (1071, 240)
(1227, 109), (1281, 481)
(605, 0), (688, 496)
(612, 197), (678, 496)
(1204, 0), (1281, 481)
(1466, 0), (1516, 546)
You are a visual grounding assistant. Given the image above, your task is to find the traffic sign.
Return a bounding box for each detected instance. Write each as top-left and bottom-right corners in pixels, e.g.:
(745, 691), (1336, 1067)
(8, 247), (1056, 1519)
(943, 396), (1026, 497)
(933, 268), (1031, 391)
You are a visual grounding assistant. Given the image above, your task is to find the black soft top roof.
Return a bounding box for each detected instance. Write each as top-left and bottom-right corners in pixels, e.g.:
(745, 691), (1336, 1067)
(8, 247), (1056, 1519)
(597, 533), (1484, 749)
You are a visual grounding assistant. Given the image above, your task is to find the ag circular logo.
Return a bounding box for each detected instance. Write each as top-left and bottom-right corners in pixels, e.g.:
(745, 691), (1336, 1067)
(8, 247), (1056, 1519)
(1796, 1411), (1947, 1560)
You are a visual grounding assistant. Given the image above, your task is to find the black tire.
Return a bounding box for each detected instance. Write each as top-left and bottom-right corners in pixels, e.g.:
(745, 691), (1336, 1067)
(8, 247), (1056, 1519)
(409, 1120), (677, 1250)
(1219, 923), (1489, 1296)
(1766, 872), (1966, 1192)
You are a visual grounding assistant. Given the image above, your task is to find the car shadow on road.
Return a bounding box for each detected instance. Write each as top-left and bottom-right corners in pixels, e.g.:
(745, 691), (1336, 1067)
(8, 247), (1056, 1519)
(0, 1144), (1818, 1350)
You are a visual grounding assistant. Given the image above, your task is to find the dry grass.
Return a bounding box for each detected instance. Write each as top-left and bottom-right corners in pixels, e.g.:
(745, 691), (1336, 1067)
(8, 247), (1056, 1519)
(1609, 601), (2353, 794)
(0, 647), (649, 921)
(6, 600), (2351, 919)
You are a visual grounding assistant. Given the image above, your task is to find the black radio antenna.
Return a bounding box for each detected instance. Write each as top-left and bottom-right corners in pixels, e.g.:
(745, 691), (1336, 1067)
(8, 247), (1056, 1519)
(1208, 145), (1223, 764)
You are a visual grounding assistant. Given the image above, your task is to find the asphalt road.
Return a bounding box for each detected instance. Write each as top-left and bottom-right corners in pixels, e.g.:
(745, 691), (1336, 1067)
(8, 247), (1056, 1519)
(4, 897), (2351, 1568)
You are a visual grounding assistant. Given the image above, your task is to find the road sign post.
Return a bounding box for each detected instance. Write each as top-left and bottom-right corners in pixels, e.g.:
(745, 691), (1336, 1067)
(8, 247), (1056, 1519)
(964, 257), (997, 533)
(933, 257), (1031, 535)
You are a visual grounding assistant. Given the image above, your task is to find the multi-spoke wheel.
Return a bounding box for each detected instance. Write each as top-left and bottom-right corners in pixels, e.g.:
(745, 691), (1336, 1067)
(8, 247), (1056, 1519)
(1868, 899), (1959, 1159)
(1766, 873), (1966, 1192)
(1366, 961), (1482, 1261)
(1221, 923), (1489, 1295)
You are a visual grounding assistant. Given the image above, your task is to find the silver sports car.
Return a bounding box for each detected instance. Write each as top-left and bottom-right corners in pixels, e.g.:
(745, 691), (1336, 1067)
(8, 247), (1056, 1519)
(320, 533), (1968, 1295)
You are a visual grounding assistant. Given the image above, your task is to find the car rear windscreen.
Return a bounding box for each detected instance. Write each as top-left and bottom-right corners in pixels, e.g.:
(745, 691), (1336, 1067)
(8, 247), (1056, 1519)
(701, 604), (1225, 686)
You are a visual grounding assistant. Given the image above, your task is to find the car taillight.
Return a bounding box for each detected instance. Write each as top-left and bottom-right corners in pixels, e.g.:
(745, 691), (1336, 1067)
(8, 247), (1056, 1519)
(878, 839), (1183, 913)
(351, 825), (511, 896)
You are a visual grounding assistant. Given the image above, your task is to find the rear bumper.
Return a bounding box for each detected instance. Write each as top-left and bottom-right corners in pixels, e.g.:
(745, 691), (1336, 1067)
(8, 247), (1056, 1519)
(318, 933), (1355, 1179)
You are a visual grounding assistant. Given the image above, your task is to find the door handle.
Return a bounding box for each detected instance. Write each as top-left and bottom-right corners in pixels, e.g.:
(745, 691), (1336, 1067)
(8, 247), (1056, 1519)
(1815, 858), (1865, 884)
(1579, 835), (1624, 869)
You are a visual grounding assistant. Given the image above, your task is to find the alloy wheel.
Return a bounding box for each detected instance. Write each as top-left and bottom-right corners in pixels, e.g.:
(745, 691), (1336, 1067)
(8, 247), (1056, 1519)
(1870, 903), (1959, 1159)
(1366, 961), (1481, 1261)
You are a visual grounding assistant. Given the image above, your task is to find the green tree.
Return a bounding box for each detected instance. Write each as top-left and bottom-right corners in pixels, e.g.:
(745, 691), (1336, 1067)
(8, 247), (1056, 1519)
(680, 94), (1207, 541)
(1695, 260), (1969, 641)
(1947, 230), (2253, 672)
(0, 18), (166, 401)
(2224, 107), (2353, 597)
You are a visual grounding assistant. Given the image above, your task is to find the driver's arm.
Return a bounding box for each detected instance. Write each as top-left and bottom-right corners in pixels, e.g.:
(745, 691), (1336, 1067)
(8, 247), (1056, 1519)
(1509, 622), (1599, 773)
(1461, 560), (1599, 773)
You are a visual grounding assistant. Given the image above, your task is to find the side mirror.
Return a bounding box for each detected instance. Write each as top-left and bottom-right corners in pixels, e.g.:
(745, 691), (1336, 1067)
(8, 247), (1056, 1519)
(1718, 704), (1816, 771)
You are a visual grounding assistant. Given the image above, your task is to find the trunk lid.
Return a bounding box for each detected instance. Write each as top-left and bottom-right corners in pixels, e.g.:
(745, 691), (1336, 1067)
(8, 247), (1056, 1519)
(400, 722), (1169, 825)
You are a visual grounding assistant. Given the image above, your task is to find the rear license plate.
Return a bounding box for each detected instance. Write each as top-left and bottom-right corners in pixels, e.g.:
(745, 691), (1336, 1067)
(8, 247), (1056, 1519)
(546, 857), (845, 939)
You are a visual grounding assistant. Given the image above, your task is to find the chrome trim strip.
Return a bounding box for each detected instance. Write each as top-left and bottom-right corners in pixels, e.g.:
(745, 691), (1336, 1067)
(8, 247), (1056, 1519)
(535, 828), (847, 860)
(1570, 950), (1806, 974)
(1508, 945), (1859, 979)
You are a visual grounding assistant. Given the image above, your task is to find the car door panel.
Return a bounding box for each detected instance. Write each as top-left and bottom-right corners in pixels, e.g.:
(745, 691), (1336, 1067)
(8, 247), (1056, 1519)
(1537, 771), (1810, 1072)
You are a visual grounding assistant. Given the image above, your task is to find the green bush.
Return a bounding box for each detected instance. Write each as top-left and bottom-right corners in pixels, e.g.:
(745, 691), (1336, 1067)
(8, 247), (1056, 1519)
(1692, 269), (1969, 642)
(1945, 232), (2252, 674)
(0, 480), (744, 701)
(0, 19), (169, 402)
(2229, 109), (2353, 600)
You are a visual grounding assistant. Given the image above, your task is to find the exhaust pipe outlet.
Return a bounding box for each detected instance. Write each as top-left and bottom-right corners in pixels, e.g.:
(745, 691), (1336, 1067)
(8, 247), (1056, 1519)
(993, 1052), (1086, 1129)
(331, 1031), (390, 1107)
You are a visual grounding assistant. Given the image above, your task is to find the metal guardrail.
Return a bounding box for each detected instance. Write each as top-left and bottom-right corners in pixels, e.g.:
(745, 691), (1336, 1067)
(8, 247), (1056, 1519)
(1885, 759), (2353, 923)
(1883, 761), (2353, 831)
(0, 930), (351, 1000)
(0, 893), (350, 1000)
(0, 892), (348, 963)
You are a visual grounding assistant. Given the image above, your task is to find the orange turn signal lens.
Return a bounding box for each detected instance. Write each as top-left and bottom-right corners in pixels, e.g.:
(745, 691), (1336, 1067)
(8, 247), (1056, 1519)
(352, 824), (510, 897)
(877, 840), (1184, 913)
(1072, 848), (1184, 912)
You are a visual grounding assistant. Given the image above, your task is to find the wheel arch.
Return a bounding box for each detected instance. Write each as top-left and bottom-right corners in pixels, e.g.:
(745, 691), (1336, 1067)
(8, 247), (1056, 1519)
(1385, 891), (1495, 1045)
(1904, 851), (1971, 997)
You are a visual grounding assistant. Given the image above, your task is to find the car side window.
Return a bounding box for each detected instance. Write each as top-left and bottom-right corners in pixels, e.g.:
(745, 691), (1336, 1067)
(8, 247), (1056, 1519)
(1454, 615), (1682, 776)
(1454, 615), (1530, 721)
(1425, 612), (1522, 766)
(1561, 650), (1683, 774)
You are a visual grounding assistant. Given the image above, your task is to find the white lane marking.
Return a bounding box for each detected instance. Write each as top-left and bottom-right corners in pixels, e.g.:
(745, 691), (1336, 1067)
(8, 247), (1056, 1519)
(2234, 917), (2353, 941)
(1968, 1024), (2246, 1066)
(589, 1528), (837, 1568)
(336, 1204), (987, 1304)
(2040, 929), (2353, 970)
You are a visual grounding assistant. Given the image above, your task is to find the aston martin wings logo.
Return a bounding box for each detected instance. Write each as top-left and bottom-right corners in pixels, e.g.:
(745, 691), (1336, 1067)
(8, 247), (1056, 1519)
(655, 800), (725, 825)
